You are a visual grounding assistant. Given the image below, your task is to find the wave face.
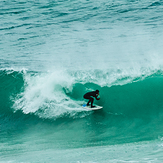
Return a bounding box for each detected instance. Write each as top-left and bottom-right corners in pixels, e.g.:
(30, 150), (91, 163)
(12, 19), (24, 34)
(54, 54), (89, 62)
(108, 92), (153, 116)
(1, 68), (163, 147)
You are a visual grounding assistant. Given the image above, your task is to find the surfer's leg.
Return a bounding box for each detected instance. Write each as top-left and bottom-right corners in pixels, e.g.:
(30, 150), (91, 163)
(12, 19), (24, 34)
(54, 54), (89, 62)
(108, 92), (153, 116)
(84, 95), (95, 108)
(86, 97), (92, 106)
(87, 97), (94, 106)
(87, 99), (91, 106)
(84, 95), (91, 106)
(90, 97), (94, 107)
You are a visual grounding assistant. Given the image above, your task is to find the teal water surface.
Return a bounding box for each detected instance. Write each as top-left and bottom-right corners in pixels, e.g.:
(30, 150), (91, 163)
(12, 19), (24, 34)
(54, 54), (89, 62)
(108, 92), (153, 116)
(1, 0), (163, 162)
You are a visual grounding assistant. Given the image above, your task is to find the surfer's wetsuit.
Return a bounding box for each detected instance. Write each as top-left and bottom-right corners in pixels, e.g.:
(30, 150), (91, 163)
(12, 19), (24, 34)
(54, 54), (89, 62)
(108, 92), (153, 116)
(83, 90), (99, 108)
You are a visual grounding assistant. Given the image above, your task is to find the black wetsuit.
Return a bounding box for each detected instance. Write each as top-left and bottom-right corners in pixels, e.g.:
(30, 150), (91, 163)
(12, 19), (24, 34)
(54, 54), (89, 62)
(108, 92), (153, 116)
(83, 91), (99, 107)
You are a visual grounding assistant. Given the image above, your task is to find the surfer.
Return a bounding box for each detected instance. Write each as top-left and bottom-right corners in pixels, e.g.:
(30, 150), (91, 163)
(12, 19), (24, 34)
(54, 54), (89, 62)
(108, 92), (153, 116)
(83, 90), (100, 108)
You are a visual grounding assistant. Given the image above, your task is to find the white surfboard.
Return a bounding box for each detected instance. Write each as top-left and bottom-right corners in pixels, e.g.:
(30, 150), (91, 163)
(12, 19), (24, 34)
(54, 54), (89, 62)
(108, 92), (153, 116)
(82, 104), (103, 110)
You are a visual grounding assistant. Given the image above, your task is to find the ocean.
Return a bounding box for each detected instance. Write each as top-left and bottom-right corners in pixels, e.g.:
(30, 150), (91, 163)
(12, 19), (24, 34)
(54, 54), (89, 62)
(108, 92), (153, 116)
(1, 0), (163, 162)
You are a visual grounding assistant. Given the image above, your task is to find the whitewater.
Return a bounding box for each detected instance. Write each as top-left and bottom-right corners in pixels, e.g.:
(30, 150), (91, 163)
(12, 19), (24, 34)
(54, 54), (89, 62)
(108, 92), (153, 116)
(1, 0), (163, 162)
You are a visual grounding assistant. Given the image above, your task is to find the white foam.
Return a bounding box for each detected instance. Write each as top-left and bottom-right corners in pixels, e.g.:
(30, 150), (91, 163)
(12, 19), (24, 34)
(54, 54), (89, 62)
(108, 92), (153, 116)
(13, 69), (86, 119)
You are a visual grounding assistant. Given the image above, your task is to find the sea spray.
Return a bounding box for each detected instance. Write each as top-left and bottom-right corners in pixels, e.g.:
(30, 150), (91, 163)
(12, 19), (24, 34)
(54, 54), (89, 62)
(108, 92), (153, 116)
(12, 69), (86, 119)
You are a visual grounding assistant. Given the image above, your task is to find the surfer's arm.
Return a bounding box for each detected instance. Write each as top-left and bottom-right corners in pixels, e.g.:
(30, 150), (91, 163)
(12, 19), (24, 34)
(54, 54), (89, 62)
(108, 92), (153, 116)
(95, 95), (100, 100)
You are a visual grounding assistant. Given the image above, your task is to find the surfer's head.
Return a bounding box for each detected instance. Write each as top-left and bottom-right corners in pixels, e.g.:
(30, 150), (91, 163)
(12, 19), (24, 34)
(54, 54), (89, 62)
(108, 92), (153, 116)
(96, 90), (99, 95)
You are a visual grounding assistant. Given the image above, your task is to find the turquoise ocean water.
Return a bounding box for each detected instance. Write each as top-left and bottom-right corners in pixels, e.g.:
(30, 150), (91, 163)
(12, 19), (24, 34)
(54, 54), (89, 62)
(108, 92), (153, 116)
(1, 0), (163, 162)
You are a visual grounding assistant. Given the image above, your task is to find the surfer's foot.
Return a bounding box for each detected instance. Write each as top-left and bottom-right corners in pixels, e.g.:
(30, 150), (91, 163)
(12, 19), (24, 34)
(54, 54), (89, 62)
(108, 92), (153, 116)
(91, 106), (95, 108)
(87, 104), (90, 106)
